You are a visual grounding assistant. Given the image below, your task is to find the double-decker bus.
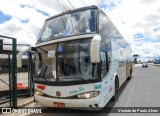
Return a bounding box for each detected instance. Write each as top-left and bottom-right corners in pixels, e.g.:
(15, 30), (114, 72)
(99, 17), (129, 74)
(18, 5), (132, 110)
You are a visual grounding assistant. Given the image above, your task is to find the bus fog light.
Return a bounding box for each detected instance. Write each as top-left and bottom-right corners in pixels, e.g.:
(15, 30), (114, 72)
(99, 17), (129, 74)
(77, 91), (99, 99)
(35, 90), (43, 96)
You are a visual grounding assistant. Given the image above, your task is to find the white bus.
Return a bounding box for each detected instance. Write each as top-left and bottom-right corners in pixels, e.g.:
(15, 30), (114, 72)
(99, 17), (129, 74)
(32, 5), (132, 110)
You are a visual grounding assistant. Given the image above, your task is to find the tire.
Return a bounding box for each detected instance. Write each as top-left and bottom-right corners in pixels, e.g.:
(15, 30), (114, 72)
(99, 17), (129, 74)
(127, 69), (132, 80)
(111, 77), (119, 101)
(127, 76), (131, 80)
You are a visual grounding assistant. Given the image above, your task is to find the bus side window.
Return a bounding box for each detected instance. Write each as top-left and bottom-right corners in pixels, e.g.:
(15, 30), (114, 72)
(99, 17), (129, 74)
(100, 51), (108, 78)
(100, 41), (110, 78)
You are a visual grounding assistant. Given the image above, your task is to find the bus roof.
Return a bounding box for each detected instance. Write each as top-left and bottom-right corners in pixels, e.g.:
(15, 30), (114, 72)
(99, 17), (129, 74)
(46, 5), (98, 22)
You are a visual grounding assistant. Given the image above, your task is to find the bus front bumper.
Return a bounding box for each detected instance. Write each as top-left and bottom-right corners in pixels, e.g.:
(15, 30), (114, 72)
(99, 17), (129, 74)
(34, 94), (103, 110)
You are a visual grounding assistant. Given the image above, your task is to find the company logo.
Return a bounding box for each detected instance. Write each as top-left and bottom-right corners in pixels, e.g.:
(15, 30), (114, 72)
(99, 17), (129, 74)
(2, 108), (11, 113)
(2, 108), (42, 113)
(56, 91), (61, 97)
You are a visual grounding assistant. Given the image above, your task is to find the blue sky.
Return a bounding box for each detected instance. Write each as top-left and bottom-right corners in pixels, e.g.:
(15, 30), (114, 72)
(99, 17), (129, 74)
(0, 11), (11, 23)
(0, 0), (160, 60)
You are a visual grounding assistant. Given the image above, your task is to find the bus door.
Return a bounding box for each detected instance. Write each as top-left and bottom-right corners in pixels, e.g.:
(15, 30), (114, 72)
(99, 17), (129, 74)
(117, 49), (126, 86)
(100, 42), (111, 103)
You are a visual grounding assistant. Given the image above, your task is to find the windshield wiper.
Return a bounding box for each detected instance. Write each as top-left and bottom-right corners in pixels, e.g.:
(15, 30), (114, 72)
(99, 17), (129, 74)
(59, 76), (86, 81)
(37, 65), (48, 81)
(45, 72), (55, 79)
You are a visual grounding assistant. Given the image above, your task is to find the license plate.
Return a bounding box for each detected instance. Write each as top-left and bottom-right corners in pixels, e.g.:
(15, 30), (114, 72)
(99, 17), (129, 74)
(53, 102), (65, 108)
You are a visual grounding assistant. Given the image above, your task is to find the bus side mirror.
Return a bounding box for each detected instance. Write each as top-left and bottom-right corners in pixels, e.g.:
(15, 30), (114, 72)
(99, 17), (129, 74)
(17, 47), (35, 68)
(17, 47), (29, 68)
(90, 35), (101, 63)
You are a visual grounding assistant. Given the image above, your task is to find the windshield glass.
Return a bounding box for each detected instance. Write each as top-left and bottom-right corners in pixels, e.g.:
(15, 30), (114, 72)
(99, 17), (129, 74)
(37, 9), (97, 43)
(57, 39), (98, 82)
(35, 39), (98, 82)
(35, 44), (57, 82)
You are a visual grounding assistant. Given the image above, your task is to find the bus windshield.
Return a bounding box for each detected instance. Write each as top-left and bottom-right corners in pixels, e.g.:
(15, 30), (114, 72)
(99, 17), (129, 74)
(37, 9), (97, 43)
(57, 39), (98, 82)
(35, 39), (98, 82)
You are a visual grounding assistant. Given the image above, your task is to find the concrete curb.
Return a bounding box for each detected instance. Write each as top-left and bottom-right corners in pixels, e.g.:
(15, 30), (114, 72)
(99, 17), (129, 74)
(148, 64), (160, 67)
(18, 99), (34, 107)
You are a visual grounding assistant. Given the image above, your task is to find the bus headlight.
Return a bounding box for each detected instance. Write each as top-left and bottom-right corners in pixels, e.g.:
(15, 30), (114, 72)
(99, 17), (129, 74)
(35, 90), (43, 96)
(77, 91), (99, 99)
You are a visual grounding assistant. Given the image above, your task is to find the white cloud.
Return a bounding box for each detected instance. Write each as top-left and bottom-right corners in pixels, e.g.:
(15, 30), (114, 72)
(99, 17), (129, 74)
(0, 18), (23, 35)
(0, 0), (50, 45)
(107, 0), (160, 36)
(106, 0), (160, 57)
(0, 18), (35, 45)
(0, 0), (97, 45)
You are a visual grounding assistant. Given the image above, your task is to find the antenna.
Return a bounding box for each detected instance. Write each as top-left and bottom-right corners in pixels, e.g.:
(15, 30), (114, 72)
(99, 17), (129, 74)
(57, 0), (68, 10)
(61, 0), (71, 10)
(67, 0), (75, 9)
(81, 0), (87, 6)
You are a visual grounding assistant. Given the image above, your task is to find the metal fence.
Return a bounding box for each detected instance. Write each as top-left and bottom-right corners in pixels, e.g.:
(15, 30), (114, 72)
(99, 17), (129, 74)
(0, 35), (33, 107)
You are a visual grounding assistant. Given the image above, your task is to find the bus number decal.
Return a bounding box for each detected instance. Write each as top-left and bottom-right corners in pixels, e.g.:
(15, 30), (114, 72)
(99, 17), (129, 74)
(95, 84), (101, 90)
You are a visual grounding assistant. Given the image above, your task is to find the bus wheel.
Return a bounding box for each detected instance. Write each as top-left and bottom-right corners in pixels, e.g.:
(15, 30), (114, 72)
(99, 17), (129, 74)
(111, 77), (119, 101)
(127, 69), (132, 80)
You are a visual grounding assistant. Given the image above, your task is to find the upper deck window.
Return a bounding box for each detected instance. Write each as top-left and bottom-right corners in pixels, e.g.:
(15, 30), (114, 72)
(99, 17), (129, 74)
(37, 9), (97, 43)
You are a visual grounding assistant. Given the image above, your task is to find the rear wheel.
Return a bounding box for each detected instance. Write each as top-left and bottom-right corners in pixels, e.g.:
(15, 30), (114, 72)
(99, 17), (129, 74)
(127, 68), (132, 80)
(111, 77), (119, 101)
